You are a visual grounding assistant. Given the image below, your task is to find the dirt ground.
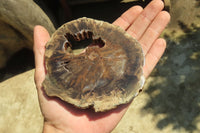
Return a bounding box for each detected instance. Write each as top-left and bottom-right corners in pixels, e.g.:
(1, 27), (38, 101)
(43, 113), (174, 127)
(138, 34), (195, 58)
(0, 0), (200, 133)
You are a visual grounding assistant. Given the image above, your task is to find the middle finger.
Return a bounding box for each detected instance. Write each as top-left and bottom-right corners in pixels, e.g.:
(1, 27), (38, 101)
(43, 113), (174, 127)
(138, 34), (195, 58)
(126, 0), (164, 40)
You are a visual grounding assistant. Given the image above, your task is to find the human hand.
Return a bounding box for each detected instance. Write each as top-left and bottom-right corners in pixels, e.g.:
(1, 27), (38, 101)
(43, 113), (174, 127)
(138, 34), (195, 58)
(34, 0), (170, 133)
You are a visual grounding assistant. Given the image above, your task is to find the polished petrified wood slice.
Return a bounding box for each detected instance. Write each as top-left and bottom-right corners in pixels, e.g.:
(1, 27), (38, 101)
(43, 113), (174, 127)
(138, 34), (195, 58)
(42, 17), (145, 112)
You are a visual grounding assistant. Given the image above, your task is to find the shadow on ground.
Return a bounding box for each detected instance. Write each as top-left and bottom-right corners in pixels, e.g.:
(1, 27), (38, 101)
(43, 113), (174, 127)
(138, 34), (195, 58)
(0, 48), (34, 82)
(142, 28), (200, 132)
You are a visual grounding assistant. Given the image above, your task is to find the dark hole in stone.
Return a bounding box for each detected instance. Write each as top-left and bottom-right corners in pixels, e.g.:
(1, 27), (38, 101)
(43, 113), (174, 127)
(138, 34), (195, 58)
(64, 30), (105, 54)
(64, 61), (70, 64)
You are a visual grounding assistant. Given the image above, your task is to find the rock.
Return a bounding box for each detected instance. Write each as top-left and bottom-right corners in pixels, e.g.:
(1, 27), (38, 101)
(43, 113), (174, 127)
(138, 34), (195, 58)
(0, 70), (43, 133)
(0, 0), (55, 68)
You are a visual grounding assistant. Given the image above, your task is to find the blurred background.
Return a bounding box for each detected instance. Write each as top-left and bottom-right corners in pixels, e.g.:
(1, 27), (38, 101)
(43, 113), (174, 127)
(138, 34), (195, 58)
(0, 0), (199, 133)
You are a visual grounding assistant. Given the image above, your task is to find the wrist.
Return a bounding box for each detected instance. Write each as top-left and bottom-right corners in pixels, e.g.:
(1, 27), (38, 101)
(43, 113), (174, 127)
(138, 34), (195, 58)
(43, 122), (68, 133)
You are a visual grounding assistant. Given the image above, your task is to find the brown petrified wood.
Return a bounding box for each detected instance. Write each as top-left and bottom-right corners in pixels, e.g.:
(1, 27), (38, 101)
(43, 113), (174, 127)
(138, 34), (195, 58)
(42, 17), (145, 112)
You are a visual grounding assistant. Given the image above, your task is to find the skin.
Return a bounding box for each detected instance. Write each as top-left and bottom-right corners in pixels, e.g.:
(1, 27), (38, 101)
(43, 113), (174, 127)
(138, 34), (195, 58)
(33, 0), (170, 133)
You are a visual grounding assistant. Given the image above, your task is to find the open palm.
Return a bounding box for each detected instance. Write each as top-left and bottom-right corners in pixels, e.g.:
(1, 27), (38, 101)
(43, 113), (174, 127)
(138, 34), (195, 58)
(34, 0), (170, 133)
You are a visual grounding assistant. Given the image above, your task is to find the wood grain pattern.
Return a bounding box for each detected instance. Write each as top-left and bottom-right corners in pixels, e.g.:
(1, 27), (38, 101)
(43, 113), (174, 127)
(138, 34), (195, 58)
(42, 17), (145, 112)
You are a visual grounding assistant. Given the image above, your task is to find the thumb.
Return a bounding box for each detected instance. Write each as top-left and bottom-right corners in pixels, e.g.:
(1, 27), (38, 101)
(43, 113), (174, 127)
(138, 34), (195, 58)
(33, 25), (50, 88)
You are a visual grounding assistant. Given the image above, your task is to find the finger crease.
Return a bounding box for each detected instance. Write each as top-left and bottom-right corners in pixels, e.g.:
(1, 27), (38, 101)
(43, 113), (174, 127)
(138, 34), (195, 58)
(128, 30), (138, 39)
(148, 27), (160, 37)
(140, 13), (151, 24)
(148, 51), (159, 63)
(119, 16), (131, 29)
